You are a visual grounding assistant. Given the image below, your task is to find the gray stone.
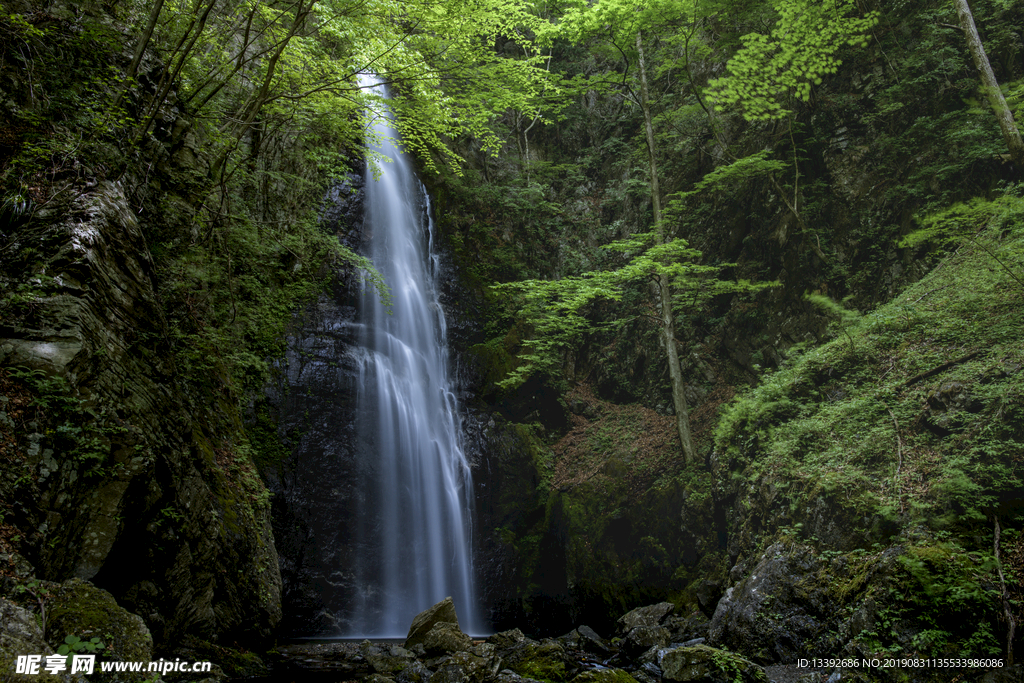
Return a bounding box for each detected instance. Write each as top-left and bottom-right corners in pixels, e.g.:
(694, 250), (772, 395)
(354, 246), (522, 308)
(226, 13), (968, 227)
(486, 629), (527, 649)
(621, 626), (670, 656)
(0, 596), (88, 682)
(406, 597), (460, 649)
(432, 663), (468, 683)
(422, 622), (473, 655)
(446, 650), (496, 682)
(396, 661), (433, 683)
(576, 625), (611, 654)
(708, 544), (830, 663)
(617, 602), (675, 632)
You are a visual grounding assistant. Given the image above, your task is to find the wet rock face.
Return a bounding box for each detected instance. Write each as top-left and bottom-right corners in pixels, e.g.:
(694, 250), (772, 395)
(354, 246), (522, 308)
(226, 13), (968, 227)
(0, 181), (280, 646)
(708, 544), (831, 663)
(261, 270), (364, 635)
(258, 171), (372, 636)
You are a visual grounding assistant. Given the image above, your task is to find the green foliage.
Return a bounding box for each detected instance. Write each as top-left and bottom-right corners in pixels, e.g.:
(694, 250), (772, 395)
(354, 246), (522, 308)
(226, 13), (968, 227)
(493, 234), (764, 387)
(716, 196), (1024, 536)
(805, 293), (861, 353)
(57, 634), (106, 657)
(670, 150), (787, 201)
(708, 0), (878, 120)
(902, 187), (1024, 290)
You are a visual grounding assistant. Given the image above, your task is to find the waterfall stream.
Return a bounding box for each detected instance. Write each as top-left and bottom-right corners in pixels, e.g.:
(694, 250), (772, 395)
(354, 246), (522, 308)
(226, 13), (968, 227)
(349, 76), (480, 637)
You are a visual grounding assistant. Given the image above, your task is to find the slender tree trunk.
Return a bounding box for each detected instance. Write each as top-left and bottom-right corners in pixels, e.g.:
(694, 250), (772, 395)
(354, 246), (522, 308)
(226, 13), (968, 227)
(636, 30), (697, 465)
(956, 0), (1024, 166)
(994, 516), (1016, 665)
(126, 0), (166, 86)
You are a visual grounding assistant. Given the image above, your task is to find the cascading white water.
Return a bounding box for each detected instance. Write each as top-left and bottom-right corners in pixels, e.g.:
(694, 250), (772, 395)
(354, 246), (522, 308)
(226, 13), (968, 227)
(349, 76), (480, 636)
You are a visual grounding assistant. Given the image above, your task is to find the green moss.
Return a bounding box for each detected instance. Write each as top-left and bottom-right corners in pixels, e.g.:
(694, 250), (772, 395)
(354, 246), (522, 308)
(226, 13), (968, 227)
(570, 669), (638, 683)
(509, 643), (568, 683)
(45, 579), (152, 673)
(715, 211), (1024, 536)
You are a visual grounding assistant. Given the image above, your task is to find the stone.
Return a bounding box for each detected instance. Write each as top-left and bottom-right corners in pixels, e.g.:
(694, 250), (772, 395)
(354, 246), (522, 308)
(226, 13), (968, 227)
(486, 629), (527, 649)
(0, 596), (79, 683)
(432, 663), (469, 683)
(502, 639), (571, 682)
(446, 650), (496, 683)
(44, 579), (152, 682)
(396, 661), (433, 683)
(576, 625), (611, 655)
(621, 626), (670, 657)
(708, 544), (831, 663)
(569, 670), (638, 683)
(617, 602), (675, 633)
(361, 641), (416, 673)
(661, 645), (768, 683)
(1, 179), (282, 647)
(406, 597), (460, 649)
(423, 622), (473, 655)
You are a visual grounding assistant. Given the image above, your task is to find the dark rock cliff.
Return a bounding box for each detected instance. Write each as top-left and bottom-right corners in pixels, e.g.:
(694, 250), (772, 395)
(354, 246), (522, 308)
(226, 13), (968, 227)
(0, 180), (280, 645)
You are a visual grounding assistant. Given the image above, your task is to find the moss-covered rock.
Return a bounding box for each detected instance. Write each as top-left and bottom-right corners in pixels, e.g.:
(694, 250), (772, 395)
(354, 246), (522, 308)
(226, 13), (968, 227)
(406, 597), (461, 649)
(0, 597), (70, 683)
(503, 640), (573, 683)
(44, 579), (151, 682)
(569, 669), (638, 683)
(661, 645), (768, 683)
(423, 622), (474, 656)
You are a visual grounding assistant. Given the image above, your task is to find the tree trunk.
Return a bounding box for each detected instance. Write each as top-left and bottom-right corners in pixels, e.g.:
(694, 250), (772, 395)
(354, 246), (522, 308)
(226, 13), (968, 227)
(956, 0), (1024, 166)
(636, 30), (697, 465)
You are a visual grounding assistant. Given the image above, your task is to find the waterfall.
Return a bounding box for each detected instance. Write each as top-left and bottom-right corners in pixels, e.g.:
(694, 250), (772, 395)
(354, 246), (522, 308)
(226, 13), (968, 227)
(348, 76), (480, 637)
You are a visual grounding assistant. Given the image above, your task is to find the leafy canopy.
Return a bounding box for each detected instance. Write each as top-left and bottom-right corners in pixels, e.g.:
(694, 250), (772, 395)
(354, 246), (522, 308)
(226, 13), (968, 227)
(708, 0), (878, 120)
(494, 234), (769, 387)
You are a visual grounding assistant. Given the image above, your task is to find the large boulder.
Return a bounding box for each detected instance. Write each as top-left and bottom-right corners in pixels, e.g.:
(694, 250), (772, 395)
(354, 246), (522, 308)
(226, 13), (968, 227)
(486, 629), (527, 650)
(406, 598), (460, 649)
(621, 626), (670, 657)
(502, 639), (573, 682)
(661, 645), (768, 683)
(422, 622), (474, 655)
(617, 603), (675, 633)
(707, 544), (832, 663)
(360, 640), (416, 673)
(570, 670), (638, 683)
(0, 596), (77, 683)
(43, 579), (153, 682)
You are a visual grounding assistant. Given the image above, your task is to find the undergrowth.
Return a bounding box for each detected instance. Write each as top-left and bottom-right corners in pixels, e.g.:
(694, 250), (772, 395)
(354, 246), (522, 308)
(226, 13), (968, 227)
(714, 187), (1024, 657)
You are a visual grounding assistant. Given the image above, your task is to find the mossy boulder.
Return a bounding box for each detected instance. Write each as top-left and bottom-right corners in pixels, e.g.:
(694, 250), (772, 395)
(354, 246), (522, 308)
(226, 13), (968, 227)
(0, 597), (69, 683)
(406, 597), (460, 649)
(569, 669), (638, 683)
(169, 636), (267, 679)
(44, 579), (151, 682)
(617, 603), (675, 632)
(503, 640), (573, 683)
(422, 622), (473, 655)
(661, 645), (767, 683)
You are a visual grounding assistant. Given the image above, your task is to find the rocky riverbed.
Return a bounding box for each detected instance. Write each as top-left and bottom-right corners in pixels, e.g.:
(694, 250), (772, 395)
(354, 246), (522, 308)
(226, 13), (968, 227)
(250, 598), (1017, 683)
